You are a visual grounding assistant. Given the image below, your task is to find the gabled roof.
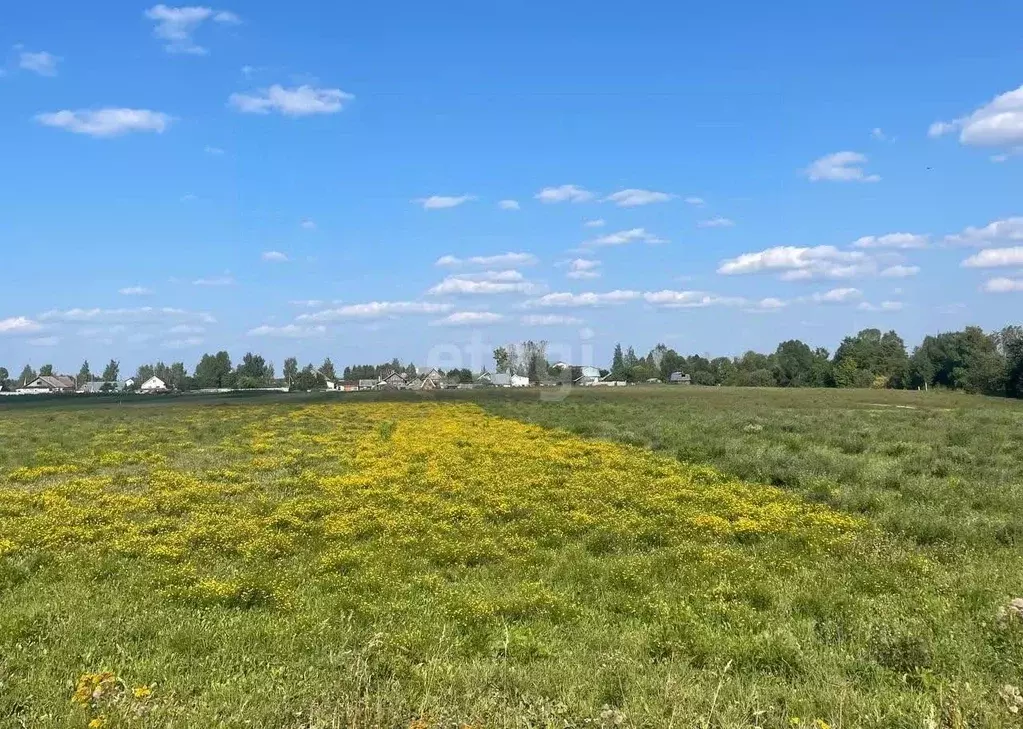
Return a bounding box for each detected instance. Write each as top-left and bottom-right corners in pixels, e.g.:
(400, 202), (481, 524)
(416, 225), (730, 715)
(79, 381), (118, 393)
(27, 375), (75, 389)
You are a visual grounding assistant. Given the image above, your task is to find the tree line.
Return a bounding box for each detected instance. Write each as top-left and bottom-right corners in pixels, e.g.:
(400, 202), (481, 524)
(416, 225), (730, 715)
(604, 325), (1023, 397)
(2, 324), (1021, 398)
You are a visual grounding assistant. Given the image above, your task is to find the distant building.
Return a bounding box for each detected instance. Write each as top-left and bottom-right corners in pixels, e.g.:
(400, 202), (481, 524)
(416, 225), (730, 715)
(21, 375), (76, 394)
(139, 376), (168, 393)
(78, 381), (120, 394)
(669, 371), (692, 385)
(489, 373), (530, 387)
(380, 371), (407, 389)
(358, 379), (378, 391)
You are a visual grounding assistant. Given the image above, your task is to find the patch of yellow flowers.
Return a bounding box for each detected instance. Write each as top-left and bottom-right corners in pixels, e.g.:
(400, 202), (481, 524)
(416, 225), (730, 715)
(1, 402), (860, 612)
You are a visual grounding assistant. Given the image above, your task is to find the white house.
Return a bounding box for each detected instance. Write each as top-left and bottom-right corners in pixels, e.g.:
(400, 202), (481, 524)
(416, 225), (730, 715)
(139, 376), (168, 393)
(20, 375), (76, 394)
(490, 373), (530, 387)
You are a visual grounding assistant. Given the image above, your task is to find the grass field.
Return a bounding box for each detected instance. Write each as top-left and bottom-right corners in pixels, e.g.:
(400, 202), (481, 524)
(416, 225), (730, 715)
(1, 388), (1022, 728)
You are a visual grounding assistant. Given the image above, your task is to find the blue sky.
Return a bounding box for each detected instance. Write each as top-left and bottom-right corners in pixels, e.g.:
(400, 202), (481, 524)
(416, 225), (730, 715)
(3, 1), (1023, 374)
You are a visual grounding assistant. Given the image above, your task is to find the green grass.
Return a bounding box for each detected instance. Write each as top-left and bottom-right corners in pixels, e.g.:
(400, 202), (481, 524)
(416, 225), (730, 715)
(480, 386), (1023, 551)
(0, 387), (1022, 728)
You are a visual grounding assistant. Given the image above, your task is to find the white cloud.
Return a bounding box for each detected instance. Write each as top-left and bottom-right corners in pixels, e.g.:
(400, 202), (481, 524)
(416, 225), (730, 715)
(585, 227), (666, 247)
(204, 145), (224, 155)
(435, 252), (538, 267)
(643, 290), (745, 308)
(40, 306), (215, 324)
(498, 199), (520, 210)
(145, 4), (239, 55)
(78, 325), (127, 341)
(168, 324), (204, 334)
(0, 316), (43, 335)
(565, 258), (601, 280)
(19, 50), (60, 76)
(413, 194), (474, 210)
(229, 85), (354, 116)
(428, 276), (537, 295)
(523, 290), (641, 308)
(448, 269), (525, 282)
(262, 250), (288, 262)
(300, 219), (316, 230)
(852, 232), (929, 249)
(28, 336), (60, 347)
(811, 287), (862, 304)
(520, 314), (583, 326)
(684, 196), (706, 206)
(583, 218), (606, 228)
(871, 127), (887, 141)
(180, 193), (198, 203)
(604, 189), (674, 207)
(297, 301), (452, 322)
(880, 265), (920, 278)
(430, 311), (505, 327)
(983, 277), (1023, 293)
(247, 324), (327, 338)
(535, 184), (594, 203)
(698, 217), (735, 228)
(961, 246), (1023, 268)
(929, 84), (1023, 148)
(165, 337), (204, 349)
(36, 108), (171, 137)
(718, 245), (870, 280)
(193, 275), (235, 286)
(289, 299), (324, 308)
(804, 151), (880, 182)
(944, 217), (1023, 246)
(119, 286), (153, 295)
(857, 301), (904, 312)
(748, 297), (787, 312)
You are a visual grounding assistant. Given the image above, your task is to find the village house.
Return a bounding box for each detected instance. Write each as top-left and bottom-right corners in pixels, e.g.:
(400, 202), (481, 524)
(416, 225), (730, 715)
(20, 375), (76, 394)
(139, 376), (168, 393)
(358, 378), (378, 391)
(78, 381), (122, 394)
(379, 370), (407, 389)
(479, 372), (530, 387)
(669, 371), (692, 385)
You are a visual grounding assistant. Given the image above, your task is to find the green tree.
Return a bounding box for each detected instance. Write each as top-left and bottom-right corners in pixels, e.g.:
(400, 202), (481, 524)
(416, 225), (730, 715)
(492, 347), (510, 374)
(773, 340), (814, 387)
(19, 365), (36, 386)
(292, 364), (327, 391)
(283, 357), (299, 386)
(102, 359), (120, 382)
(610, 343), (626, 380)
(1002, 325), (1023, 398)
(77, 360), (92, 387)
(236, 352), (270, 387)
(320, 357), (337, 381)
(809, 347), (834, 387)
(168, 362), (188, 391)
(0, 367), (9, 389)
(39, 364), (54, 377)
(194, 351), (233, 389)
(136, 364), (155, 383)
